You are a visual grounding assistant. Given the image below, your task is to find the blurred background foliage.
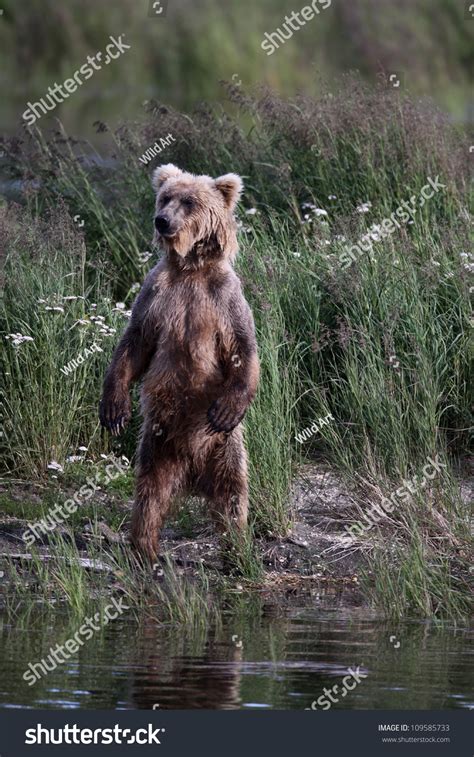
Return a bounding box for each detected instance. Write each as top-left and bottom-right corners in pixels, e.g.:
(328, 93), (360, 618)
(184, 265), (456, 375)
(0, 0), (473, 144)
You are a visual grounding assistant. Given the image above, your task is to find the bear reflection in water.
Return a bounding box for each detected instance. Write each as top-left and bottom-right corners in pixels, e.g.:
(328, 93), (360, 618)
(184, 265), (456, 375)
(130, 618), (243, 709)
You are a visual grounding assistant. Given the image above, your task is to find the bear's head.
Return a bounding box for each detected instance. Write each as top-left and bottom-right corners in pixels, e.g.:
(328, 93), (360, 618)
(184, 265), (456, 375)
(151, 164), (243, 266)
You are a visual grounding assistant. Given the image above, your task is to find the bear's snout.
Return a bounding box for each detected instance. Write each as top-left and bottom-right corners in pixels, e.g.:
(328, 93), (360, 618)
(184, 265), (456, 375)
(155, 214), (172, 235)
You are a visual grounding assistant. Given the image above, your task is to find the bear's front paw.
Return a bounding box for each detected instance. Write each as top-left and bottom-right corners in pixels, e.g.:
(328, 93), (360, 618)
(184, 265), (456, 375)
(206, 397), (246, 435)
(99, 393), (131, 436)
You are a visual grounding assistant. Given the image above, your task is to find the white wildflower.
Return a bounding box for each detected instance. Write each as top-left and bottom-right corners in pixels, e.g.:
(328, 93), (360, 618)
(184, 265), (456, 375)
(69, 319), (89, 329)
(6, 333), (34, 347)
(47, 460), (63, 473)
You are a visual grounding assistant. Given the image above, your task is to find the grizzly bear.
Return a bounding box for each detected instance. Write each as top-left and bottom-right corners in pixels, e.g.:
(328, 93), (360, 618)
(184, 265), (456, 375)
(99, 164), (259, 563)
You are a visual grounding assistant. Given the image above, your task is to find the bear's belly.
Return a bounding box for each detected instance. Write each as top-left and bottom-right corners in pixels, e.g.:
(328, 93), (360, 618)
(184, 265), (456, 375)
(141, 334), (224, 416)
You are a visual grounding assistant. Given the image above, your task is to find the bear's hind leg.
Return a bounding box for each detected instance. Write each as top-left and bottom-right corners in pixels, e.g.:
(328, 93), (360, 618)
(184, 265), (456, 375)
(131, 430), (187, 564)
(198, 429), (249, 535)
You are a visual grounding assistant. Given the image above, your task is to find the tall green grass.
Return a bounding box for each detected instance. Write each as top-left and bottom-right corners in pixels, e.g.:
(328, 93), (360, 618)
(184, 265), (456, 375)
(3, 529), (222, 629)
(0, 203), (129, 477)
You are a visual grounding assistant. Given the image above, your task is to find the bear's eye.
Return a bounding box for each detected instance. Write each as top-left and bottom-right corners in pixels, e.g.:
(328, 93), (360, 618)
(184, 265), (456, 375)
(161, 194), (172, 205)
(182, 197), (195, 211)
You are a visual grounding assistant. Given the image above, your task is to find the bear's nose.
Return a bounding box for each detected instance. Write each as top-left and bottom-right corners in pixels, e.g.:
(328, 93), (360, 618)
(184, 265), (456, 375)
(155, 215), (170, 234)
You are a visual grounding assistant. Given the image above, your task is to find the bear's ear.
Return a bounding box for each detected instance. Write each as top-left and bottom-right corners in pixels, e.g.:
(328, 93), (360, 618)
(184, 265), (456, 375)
(215, 173), (243, 209)
(152, 164), (182, 191)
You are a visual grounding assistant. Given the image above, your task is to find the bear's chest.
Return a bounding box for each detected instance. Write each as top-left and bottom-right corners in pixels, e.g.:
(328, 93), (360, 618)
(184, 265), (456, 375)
(154, 279), (223, 347)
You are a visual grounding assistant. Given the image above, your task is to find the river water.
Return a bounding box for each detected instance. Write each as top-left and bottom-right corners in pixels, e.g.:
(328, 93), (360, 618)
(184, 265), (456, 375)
(1, 596), (472, 710)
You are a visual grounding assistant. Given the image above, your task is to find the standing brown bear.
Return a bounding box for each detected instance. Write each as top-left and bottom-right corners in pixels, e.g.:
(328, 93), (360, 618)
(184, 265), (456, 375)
(99, 164), (259, 563)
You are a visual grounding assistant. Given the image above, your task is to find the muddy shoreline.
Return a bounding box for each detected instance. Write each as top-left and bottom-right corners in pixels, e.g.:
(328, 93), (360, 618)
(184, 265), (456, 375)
(0, 464), (368, 607)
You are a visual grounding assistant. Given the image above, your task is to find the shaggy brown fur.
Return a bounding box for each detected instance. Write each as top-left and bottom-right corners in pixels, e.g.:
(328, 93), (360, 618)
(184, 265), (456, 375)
(99, 164), (259, 563)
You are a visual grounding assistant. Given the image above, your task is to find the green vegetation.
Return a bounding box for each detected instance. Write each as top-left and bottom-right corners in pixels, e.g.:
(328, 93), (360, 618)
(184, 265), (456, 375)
(1, 76), (472, 619)
(3, 528), (223, 629)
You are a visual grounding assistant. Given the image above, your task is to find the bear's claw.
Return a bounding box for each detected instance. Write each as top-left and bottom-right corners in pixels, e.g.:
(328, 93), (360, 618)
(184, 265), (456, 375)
(206, 399), (246, 434)
(99, 396), (131, 436)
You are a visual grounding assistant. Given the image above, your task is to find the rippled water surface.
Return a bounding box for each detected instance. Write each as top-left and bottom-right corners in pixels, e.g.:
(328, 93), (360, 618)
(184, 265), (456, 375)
(1, 599), (472, 710)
